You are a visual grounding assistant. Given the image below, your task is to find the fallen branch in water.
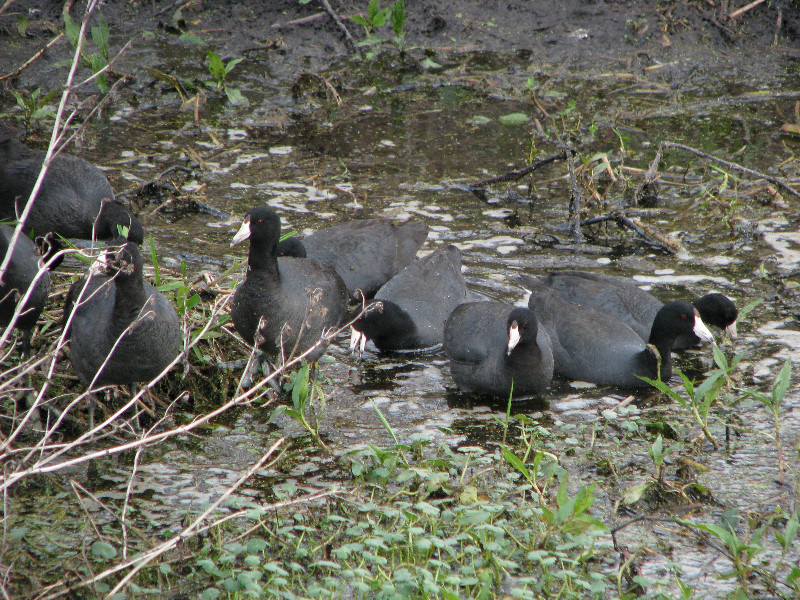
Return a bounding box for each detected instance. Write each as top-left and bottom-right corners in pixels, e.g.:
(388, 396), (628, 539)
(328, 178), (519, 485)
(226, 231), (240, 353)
(635, 140), (800, 206)
(565, 146), (585, 244)
(580, 212), (683, 255)
(469, 152), (563, 189)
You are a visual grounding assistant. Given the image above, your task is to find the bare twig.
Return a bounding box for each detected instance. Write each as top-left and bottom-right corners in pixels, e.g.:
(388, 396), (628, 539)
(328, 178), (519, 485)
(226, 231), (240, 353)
(635, 140), (800, 205)
(320, 0), (360, 55)
(579, 212), (681, 254)
(272, 12), (326, 29)
(728, 0), (767, 19)
(0, 33), (66, 82)
(468, 153), (563, 189)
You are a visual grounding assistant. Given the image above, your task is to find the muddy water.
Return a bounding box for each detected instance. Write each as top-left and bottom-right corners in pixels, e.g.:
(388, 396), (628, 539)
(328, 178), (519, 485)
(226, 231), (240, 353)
(16, 39), (800, 594)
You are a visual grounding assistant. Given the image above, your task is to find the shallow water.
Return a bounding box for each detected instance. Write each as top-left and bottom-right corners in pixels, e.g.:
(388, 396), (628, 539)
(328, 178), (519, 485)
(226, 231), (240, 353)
(8, 36), (800, 596)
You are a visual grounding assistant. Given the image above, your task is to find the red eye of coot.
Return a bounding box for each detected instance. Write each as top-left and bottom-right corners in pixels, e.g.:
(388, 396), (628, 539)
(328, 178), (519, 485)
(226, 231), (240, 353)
(256, 219), (264, 225)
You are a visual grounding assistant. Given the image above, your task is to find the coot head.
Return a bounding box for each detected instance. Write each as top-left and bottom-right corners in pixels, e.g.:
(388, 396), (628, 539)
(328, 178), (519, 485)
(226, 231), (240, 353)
(230, 206), (281, 251)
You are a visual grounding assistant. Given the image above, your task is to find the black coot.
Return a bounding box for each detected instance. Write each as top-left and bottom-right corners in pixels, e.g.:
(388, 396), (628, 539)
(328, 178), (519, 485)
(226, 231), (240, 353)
(350, 245), (468, 352)
(278, 218), (428, 299)
(538, 271), (737, 350)
(520, 275), (713, 387)
(0, 225), (55, 352)
(0, 123), (144, 244)
(230, 207), (348, 363)
(64, 241), (181, 387)
(444, 302), (554, 398)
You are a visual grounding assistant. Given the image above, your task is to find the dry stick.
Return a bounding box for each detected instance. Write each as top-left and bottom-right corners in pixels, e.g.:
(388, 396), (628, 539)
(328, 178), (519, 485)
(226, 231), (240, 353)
(0, 33), (66, 82)
(39, 438), (285, 600)
(636, 140), (800, 206)
(729, 0), (767, 19)
(565, 147), (585, 244)
(5, 292), (227, 474)
(0, 300), (355, 492)
(468, 152), (563, 188)
(579, 212), (680, 254)
(272, 12), (326, 28)
(0, 248), (109, 454)
(320, 0), (360, 55)
(0, 0), (16, 18)
(105, 441), (284, 598)
(0, 246), (65, 349)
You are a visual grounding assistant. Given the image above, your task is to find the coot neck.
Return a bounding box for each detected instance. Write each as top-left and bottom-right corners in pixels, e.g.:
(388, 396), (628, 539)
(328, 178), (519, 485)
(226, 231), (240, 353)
(506, 339), (540, 369)
(111, 272), (149, 337)
(247, 238), (280, 278)
(646, 328), (676, 381)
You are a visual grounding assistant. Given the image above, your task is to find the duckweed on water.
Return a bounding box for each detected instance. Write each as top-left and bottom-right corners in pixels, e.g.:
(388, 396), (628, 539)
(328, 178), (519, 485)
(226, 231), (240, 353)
(184, 440), (611, 599)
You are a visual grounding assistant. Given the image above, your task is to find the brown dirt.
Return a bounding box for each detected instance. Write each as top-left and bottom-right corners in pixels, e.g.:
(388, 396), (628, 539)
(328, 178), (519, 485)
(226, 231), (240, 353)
(1, 0), (798, 99)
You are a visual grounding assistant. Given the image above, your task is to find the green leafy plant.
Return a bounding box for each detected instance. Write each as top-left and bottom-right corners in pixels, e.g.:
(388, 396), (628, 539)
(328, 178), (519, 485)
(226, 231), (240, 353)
(8, 87), (58, 128)
(273, 362), (328, 449)
(63, 9), (111, 93)
(682, 513), (766, 593)
(353, 0), (406, 54)
(648, 433), (678, 483)
(351, 0), (393, 35)
(745, 358), (792, 484)
(148, 236), (228, 363)
(206, 50), (248, 106)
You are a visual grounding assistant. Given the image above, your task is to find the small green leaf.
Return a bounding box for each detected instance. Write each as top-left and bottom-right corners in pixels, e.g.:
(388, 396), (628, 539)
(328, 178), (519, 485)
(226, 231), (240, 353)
(200, 588), (221, 600)
(772, 359), (792, 405)
(499, 112), (530, 125)
(420, 58), (441, 69)
(502, 448), (530, 481)
(149, 235), (161, 286)
(207, 50), (225, 83)
(91, 541), (117, 559)
(373, 7), (392, 28)
(17, 14), (29, 37)
(63, 10), (80, 48)
(467, 115), (491, 125)
(225, 57), (244, 76)
(91, 14), (110, 59)
(368, 0), (380, 21)
(459, 486), (478, 504)
(225, 87), (249, 106)
(391, 0), (405, 35)
(179, 32), (206, 45)
(622, 482), (651, 505)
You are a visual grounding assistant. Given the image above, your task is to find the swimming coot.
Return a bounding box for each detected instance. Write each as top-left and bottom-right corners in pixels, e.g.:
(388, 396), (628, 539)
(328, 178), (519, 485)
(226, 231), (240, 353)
(0, 123), (144, 244)
(520, 275), (713, 387)
(350, 244), (468, 353)
(536, 270), (737, 350)
(64, 241), (181, 387)
(230, 207), (348, 363)
(444, 302), (554, 398)
(278, 218), (428, 299)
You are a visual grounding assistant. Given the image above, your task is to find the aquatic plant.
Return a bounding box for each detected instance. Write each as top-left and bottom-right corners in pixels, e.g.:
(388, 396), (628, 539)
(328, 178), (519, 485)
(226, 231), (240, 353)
(206, 50), (248, 106)
(353, 0), (407, 56)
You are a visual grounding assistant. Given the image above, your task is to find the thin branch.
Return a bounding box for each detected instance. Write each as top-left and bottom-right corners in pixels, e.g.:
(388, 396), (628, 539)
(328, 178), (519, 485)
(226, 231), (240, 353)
(0, 33), (66, 82)
(728, 0), (767, 19)
(469, 152), (563, 189)
(636, 140), (800, 206)
(320, 0), (360, 55)
(566, 146), (585, 244)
